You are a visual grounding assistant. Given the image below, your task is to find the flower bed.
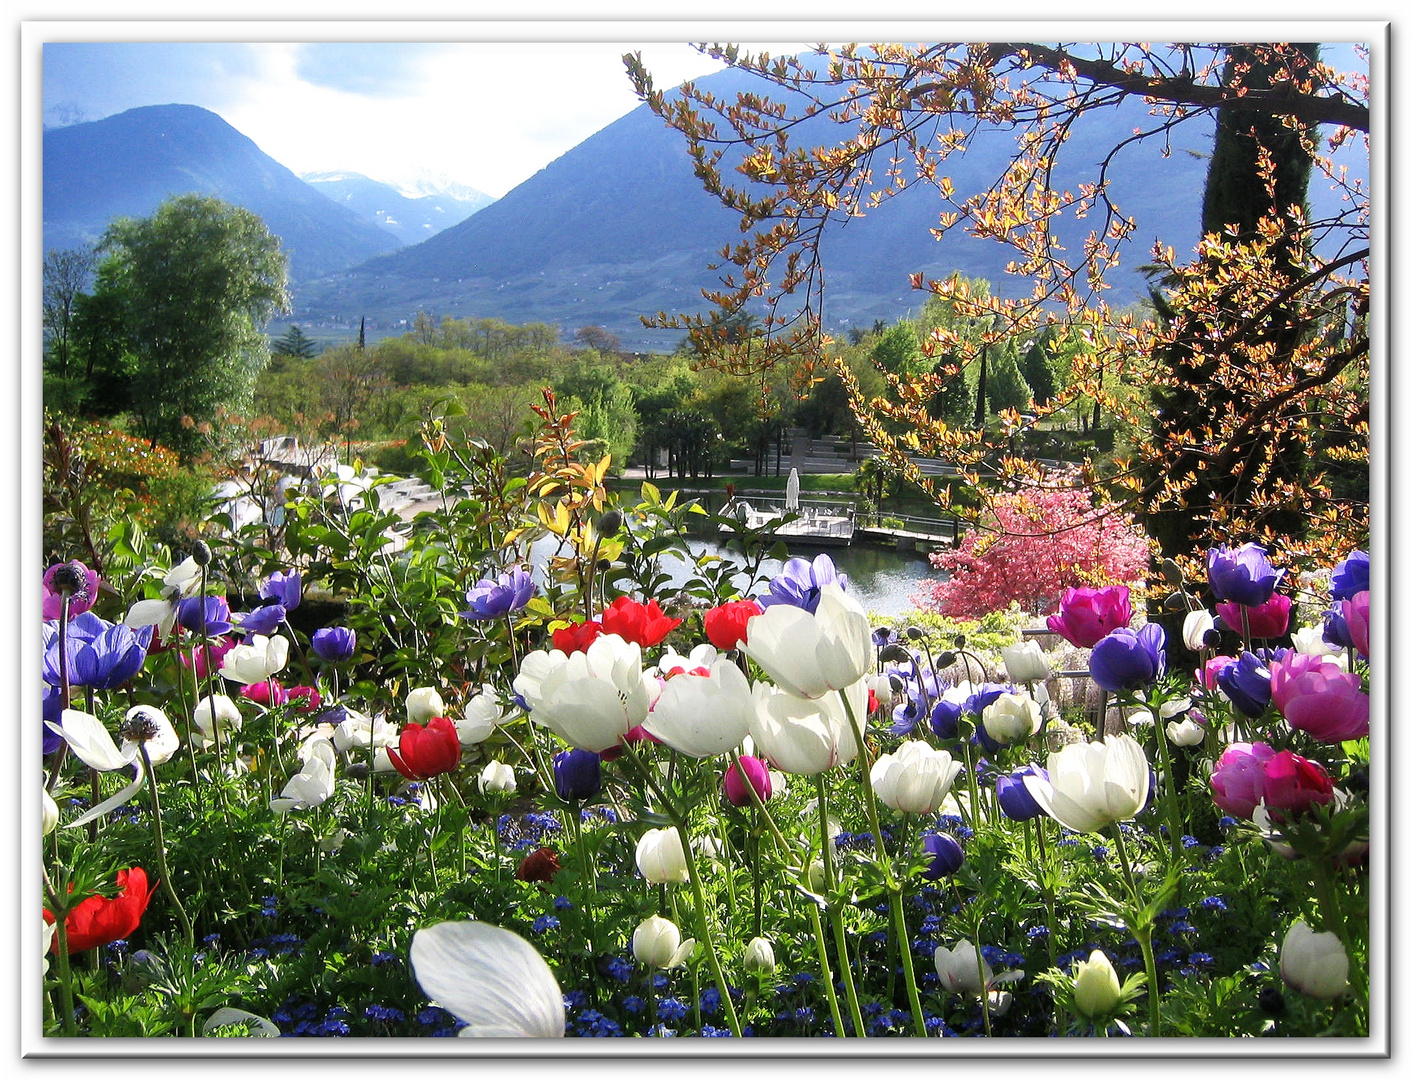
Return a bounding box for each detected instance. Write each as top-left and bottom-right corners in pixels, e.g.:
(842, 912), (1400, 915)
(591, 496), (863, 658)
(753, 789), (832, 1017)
(38, 419), (1371, 1043)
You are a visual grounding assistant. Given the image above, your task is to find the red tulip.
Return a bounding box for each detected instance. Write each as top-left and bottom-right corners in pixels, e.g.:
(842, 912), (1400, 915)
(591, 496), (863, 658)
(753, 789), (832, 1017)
(600, 596), (682, 648)
(515, 847), (561, 883)
(45, 867), (157, 953)
(285, 685), (323, 713)
(703, 599), (762, 651)
(388, 715), (461, 780)
(1216, 594), (1291, 639)
(551, 619), (603, 654)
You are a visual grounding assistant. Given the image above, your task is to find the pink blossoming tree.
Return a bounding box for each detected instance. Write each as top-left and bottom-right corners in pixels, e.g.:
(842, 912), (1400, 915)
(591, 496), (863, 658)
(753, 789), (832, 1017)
(914, 485), (1151, 620)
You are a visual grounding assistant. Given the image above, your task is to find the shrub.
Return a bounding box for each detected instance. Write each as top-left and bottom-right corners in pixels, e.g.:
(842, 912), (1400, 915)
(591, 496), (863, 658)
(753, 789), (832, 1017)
(914, 483), (1151, 620)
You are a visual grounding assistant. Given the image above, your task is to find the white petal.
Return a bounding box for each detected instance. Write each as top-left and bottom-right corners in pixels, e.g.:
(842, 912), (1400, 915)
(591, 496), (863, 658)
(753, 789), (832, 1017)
(410, 921), (565, 1038)
(202, 1007), (281, 1037)
(66, 763), (146, 828)
(53, 709), (138, 772)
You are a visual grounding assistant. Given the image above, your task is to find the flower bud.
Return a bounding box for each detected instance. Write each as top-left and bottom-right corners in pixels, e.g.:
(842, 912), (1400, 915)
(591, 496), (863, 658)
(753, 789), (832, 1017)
(632, 915), (693, 969)
(1280, 920), (1349, 999)
(191, 540), (212, 567)
(477, 760), (516, 795)
(1071, 949), (1123, 1019)
(597, 510), (624, 538)
(635, 827), (689, 884)
(50, 563), (88, 595)
(42, 789), (59, 836)
(807, 859), (826, 892)
(743, 936), (776, 974)
(405, 686), (446, 724)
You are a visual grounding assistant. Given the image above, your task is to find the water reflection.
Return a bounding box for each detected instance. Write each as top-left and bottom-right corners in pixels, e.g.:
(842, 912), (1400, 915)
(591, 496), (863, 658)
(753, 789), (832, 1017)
(528, 535), (941, 618)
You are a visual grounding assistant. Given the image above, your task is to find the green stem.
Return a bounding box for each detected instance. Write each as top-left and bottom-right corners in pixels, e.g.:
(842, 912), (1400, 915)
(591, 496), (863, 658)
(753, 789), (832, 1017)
(816, 775), (865, 1037)
(140, 746), (195, 949)
(1111, 824), (1161, 1036)
(567, 800), (599, 961)
(1150, 707), (1186, 865)
(619, 741), (742, 1037)
(806, 896), (848, 1037)
(837, 688), (927, 1037)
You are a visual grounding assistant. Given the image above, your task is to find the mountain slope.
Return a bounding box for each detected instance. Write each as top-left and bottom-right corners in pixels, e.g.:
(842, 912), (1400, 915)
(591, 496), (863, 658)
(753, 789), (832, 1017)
(43, 104), (403, 281)
(302, 171), (494, 246)
(296, 65), (1221, 346)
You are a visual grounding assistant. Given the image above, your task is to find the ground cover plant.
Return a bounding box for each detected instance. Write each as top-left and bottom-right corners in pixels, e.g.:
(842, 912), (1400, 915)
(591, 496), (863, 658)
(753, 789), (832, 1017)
(38, 396), (1371, 1041)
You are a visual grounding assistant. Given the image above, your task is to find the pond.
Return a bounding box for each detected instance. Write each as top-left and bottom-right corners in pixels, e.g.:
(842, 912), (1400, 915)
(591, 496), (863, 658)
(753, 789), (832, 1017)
(527, 535), (941, 618)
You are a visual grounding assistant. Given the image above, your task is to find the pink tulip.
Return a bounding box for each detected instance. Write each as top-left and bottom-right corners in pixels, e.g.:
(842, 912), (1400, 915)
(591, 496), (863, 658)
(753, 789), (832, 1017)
(240, 679), (288, 707)
(1198, 655), (1237, 692)
(1269, 653), (1369, 743)
(1261, 750), (1334, 824)
(1046, 586), (1132, 649)
(1343, 591), (1369, 658)
(1216, 594), (1291, 639)
(1210, 741), (1277, 819)
(723, 755), (774, 807)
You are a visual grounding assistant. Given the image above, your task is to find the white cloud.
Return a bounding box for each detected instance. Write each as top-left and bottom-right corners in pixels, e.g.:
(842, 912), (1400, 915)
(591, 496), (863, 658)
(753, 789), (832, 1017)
(210, 42), (736, 197)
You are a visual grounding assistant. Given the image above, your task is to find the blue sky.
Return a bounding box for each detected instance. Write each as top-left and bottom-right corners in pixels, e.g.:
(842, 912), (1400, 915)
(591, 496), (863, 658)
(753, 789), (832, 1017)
(41, 40), (754, 197)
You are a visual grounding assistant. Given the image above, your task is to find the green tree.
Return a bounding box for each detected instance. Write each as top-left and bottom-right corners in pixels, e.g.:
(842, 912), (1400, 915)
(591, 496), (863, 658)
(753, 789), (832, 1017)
(1019, 331), (1059, 407)
(94, 194), (289, 457)
(986, 338), (1032, 415)
(1142, 43), (1327, 558)
(870, 321), (924, 378)
(272, 325), (319, 360)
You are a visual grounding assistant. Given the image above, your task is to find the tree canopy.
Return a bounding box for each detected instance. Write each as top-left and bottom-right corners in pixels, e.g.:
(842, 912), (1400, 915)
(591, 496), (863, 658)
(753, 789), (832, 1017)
(626, 41), (1370, 567)
(95, 194), (290, 457)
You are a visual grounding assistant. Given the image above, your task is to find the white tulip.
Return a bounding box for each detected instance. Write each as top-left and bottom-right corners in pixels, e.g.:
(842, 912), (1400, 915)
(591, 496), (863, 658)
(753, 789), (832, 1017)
(741, 583), (871, 699)
(635, 826), (689, 884)
(1002, 640), (1051, 683)
(749, 679), (863, 776)
(49, 708), (137, 772)
(934, 941), (992, 995)
(1291, 627), (1348, 669)
(743, 936), (777, 975)
(409, 920), (565, 1037)
(870, 740), (964, 815)
(456, 687), (504, 747)
(1023, 734), (1151, 834)
(1280, 920), (1349, 999)
(1182, 609), (1217, 652)
(219, 634), (289, 685)
(332, 709), (396, 754)
(979, 692), (1043, 747)
(513, 633), (649, 752)
(631, 915), (695, 970)
(934, 941), (1022, 996)
(121, 705), (180, 766)
(270, 737), (336, 815)
(1165, 716), (1206, 747)
(642, 657), (754, 758)
(477, 760), (517, 795)
(406, 686), (446, 724)
(193, 694), (243, 747)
